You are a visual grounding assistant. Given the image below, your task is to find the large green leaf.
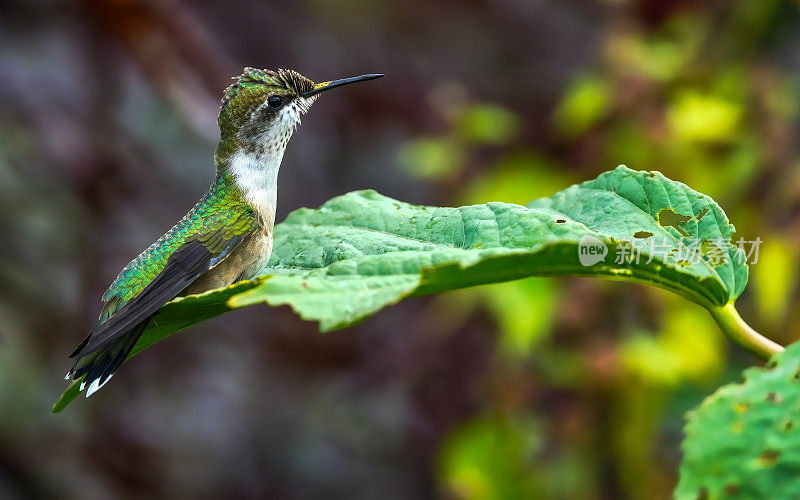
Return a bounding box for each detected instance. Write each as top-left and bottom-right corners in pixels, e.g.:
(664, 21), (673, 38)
(238, 165), (745, 327)
(54, 166), (748, 411)
(677, 340), (800, 499)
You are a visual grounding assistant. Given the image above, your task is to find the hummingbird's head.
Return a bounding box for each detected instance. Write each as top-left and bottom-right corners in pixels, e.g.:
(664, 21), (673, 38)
(215, 67), (382, 168)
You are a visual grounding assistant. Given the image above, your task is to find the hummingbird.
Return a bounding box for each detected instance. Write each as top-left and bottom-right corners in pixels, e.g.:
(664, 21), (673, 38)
(65, 68), (383, 397)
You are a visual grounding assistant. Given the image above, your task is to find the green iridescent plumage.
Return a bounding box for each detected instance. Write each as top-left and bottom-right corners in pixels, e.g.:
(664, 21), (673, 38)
(62, 67), (383, 401)
(100, 177), (254, 318)
(68, 175), (257, 387)
(215, 68), (314, 168)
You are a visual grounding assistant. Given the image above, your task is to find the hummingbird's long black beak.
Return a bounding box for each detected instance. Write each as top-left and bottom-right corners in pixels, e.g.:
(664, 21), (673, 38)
(301, 74), (384, 98)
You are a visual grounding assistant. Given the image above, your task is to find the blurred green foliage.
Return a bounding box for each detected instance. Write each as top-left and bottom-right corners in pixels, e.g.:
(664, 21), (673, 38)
(398, 138), (464, 180)
(553, 76), (611, 138)
(621, 303), (724, 387)
(752, 236), (798, 328)
(439, 414), (592, 499)
(456, 105), (519, 145)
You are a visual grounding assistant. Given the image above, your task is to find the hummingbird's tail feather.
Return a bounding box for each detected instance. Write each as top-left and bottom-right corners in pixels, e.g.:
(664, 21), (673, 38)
(66, 319), (148, 397)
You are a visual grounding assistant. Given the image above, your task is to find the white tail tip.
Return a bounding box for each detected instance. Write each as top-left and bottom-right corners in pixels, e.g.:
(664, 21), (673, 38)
(85, 374), (113, 398)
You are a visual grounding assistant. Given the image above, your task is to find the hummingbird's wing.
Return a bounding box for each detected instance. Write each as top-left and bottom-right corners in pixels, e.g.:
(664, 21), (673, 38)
(69, 199), (256, 362)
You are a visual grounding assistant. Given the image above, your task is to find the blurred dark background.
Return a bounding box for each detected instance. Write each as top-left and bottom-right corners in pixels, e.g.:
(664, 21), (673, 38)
(2, 0), (800, 498)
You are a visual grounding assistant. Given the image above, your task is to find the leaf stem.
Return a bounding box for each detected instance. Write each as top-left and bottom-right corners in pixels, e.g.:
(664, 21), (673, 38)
(708, 303), (784, 361)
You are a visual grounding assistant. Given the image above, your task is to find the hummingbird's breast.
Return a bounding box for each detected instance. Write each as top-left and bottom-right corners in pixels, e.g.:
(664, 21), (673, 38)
(185, 99), (299, 296)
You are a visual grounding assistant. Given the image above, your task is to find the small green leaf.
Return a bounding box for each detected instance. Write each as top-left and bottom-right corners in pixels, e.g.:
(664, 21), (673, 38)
(54, 166), (750, 410)
(677, 340), (800, 499)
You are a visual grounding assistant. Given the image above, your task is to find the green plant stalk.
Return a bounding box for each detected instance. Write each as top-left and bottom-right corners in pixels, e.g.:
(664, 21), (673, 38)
(708, 303), (784, 361)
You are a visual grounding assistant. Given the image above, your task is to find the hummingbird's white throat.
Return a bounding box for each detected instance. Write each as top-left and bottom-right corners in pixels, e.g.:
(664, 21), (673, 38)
(229, 96), (316, 219)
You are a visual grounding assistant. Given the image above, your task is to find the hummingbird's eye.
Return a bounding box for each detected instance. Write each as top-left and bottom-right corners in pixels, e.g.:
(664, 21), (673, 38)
(267, 95), (284, 109)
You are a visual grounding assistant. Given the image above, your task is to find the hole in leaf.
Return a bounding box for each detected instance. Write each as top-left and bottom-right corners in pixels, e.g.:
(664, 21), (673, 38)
(766, 392), (782, 403)
(697, 208), (709, 220)
(555, 218), (566, 224)
(633, 231), (653, 238)
(658, 208), (691, 237)
(784, 420), (793, 431)
(700, 240), (728, 267)
(678, 259), (690, 267)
